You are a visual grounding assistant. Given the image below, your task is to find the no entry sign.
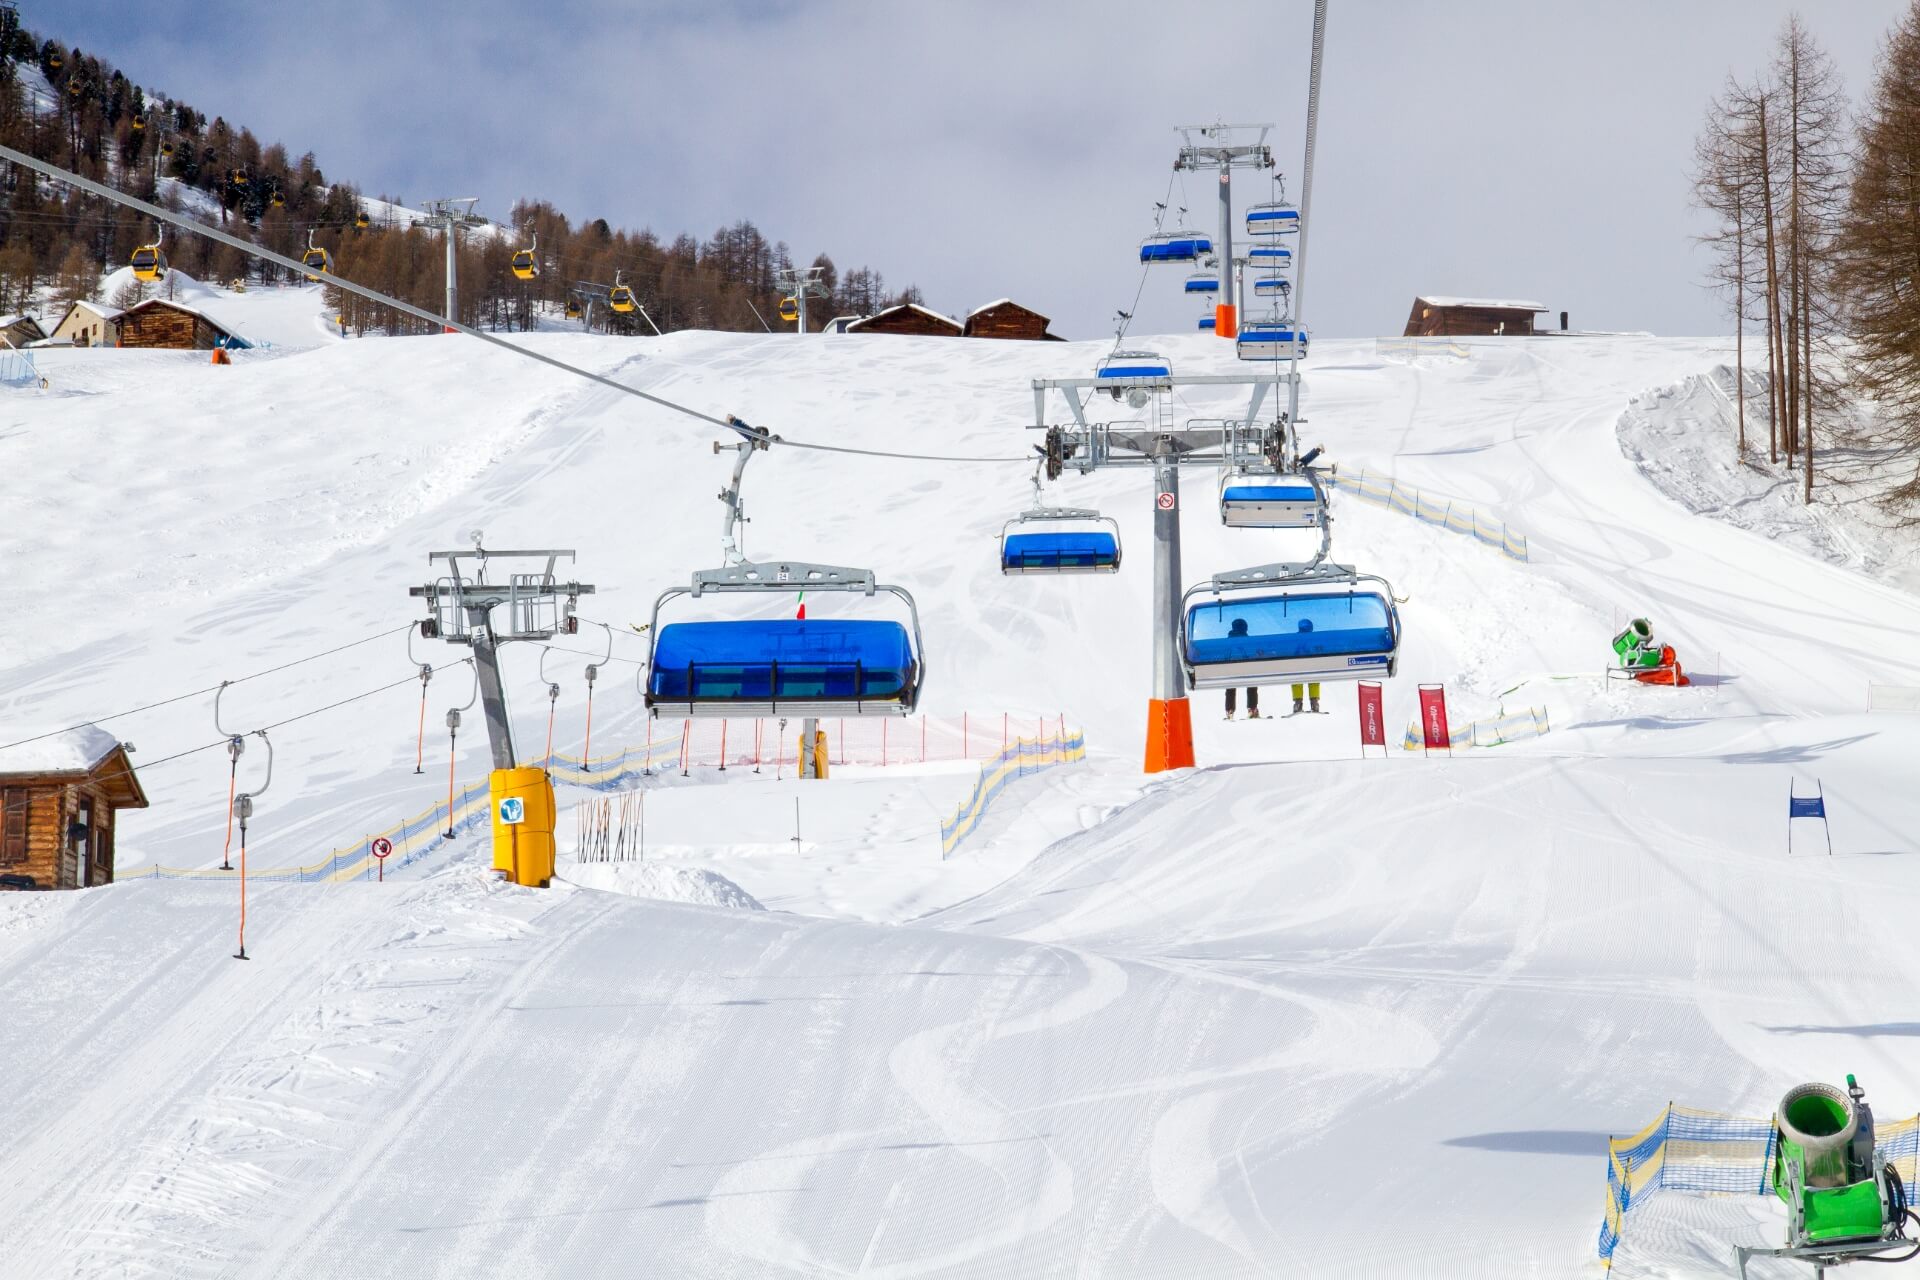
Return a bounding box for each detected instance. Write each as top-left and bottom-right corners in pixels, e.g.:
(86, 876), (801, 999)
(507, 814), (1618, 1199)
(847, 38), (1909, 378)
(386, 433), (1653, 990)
(370, 836), (393, 859)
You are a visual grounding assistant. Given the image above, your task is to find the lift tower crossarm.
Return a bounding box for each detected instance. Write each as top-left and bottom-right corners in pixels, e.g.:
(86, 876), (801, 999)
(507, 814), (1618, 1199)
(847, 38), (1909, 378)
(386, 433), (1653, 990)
(408, 546), (595, 771)
(1173, 122), (1276, 331)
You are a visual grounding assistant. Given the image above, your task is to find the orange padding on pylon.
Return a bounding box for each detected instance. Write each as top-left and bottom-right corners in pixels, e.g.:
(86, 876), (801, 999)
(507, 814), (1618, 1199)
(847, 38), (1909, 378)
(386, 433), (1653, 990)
(1215, 303), (1237, 339)
(1144, 697), (1196, 773)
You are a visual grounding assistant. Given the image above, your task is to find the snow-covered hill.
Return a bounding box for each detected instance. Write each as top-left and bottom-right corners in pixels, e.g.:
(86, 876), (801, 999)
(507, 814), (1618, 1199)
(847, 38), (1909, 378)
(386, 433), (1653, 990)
(1, 326), (1917, 1277)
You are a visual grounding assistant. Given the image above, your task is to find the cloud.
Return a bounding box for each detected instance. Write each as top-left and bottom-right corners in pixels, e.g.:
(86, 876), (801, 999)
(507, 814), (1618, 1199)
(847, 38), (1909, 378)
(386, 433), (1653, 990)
(50, 0), (1902, 340)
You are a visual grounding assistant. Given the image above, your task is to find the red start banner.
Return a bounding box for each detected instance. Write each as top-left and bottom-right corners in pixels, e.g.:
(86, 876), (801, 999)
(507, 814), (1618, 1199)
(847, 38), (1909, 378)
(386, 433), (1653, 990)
(1418, 685), (1451, 753)
(1357, 682), (1385, 747)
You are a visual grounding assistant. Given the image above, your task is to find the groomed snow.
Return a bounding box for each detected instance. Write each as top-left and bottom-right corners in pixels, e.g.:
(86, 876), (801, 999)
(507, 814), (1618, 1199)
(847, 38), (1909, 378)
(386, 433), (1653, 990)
(0, 314), (1917, 1277)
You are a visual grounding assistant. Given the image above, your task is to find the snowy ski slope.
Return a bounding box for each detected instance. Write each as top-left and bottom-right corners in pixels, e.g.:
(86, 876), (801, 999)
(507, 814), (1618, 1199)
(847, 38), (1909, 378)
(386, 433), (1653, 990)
(2, 297), (1919, 1278)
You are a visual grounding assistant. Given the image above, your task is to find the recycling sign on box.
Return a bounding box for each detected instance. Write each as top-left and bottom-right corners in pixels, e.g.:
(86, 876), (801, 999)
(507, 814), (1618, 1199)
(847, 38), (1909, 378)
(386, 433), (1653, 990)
(498, 796), (526, 826)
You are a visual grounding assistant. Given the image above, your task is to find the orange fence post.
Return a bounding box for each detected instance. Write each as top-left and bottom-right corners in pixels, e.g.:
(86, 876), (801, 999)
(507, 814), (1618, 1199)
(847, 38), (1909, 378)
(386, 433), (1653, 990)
(718, 719), (729, 772)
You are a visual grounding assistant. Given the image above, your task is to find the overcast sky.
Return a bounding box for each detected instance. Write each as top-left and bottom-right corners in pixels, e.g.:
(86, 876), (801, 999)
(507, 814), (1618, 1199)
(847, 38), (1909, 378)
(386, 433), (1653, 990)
(46, 1), (1907, 339)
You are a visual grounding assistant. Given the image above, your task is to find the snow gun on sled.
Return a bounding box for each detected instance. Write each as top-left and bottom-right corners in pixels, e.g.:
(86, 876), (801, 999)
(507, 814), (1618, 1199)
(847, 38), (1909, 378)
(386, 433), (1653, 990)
(1608, 617), (1689, 687)
(1734, 1075), (1918, 1278)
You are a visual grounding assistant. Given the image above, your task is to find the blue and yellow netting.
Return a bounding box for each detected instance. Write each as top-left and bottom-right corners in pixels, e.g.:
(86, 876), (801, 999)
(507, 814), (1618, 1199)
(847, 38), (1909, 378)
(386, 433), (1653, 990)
(939, 730), (1087, 858)
(1598, 1103), (1920, 1264)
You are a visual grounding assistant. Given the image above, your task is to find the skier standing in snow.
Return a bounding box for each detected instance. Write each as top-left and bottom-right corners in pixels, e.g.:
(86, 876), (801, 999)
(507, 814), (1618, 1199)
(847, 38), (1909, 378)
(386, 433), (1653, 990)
(1223, 618), (1260, 719)
(1290, 682), (1320, 714)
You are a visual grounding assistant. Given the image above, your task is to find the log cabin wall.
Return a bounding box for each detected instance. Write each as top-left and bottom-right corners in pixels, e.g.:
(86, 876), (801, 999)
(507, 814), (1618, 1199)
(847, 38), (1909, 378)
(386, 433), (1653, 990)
(117, 304), (225, 350)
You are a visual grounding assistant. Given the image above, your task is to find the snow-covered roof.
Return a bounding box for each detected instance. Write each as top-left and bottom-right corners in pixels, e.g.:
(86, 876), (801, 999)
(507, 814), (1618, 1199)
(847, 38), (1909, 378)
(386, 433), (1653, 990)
(1416, 296), (1546, 311)
(849, 303), (961, 332)
(0, 724), (124, 776)
(0, 313), (40, 329)
(967, 297), (1013, 317)
(62, 300), (123, 321)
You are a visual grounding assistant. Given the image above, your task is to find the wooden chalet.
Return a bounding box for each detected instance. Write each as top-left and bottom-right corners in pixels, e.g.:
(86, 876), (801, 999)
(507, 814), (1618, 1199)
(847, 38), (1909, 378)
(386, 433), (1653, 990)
(47, 299), (122, 348)
(1404, 296), (1546, 338)
(962, 298), (1064, 341)
(115, 299), (250, 351)
(0, 313), (47, 348)
(846, 303), (963, 337)
(0, 725), (147, 890)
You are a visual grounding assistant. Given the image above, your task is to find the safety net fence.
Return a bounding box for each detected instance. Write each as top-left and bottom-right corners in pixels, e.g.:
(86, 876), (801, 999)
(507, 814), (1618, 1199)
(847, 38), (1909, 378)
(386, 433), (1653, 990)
(939, 728), (1087, 858)
(1330, 466), (1530, 562)
(128, 712), (1070, 883)
(1598, 1103), (1920, 1266)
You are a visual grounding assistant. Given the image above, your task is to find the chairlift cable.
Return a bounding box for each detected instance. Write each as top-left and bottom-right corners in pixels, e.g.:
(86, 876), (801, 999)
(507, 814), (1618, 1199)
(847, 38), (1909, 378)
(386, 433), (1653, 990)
(2, 145), (1036, 466)
(0, 621), (417, 755)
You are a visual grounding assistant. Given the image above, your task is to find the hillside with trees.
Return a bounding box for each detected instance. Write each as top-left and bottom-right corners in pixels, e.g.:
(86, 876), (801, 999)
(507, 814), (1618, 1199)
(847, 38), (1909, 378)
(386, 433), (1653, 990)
(1692, 2), (1920, 520)
(0, 14), (922, 335)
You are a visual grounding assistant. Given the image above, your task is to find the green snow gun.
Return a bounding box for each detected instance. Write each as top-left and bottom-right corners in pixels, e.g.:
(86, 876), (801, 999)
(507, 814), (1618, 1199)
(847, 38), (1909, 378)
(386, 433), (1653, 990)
(1734, 1075), (1918, 1276)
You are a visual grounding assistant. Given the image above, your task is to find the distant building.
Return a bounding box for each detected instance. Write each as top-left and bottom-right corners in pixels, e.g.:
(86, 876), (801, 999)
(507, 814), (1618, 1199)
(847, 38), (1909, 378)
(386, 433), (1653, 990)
(0, 314), (47, 348)
(1404, 296), (1546, 338)
(0, 725), (148, 890)
(115, 299), (250, 351)
(846, 304), (963, 337)
(962, 299), (1064, 341)
(47, 299), (123, 348)
(820, 315), (862, 334)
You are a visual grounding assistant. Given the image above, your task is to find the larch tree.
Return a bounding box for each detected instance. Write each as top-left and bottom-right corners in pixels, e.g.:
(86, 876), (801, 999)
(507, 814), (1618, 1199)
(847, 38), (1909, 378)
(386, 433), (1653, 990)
(1834, 0), (1920, 517)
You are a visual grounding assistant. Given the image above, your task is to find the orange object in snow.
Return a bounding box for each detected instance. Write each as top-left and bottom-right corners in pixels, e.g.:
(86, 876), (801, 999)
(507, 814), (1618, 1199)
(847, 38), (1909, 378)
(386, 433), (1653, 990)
(1632, 645), (1691, 686)
(1144, 696), (1195, 772)
(210, 347), (231, 365)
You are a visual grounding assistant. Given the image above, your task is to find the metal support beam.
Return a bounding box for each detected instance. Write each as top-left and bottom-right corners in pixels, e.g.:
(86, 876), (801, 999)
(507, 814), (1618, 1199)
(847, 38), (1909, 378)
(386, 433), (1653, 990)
(1151, 449), (1184, 703)
(469, 628), (518, 770)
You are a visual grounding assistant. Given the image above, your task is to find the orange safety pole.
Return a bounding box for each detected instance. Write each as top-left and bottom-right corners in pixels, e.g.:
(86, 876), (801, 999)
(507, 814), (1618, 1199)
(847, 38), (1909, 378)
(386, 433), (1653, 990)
(718, 720), (729, 772)
(219, 757), (237, 871)
(413, 691), (428, 774)
(233, 820), (247, 959)
(444, 726), (459, 838)
(754, 719), (763, 772)
(679, 719), (690, 777)
(581, 683), (596, 770)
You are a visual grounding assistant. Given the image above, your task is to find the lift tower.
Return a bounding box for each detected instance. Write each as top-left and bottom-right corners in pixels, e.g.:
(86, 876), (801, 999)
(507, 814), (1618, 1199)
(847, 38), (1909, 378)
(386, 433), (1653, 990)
(1174, 123), (1274, 341)
(773, 264), (833, 334)
(410, 540), (594, 885)
(421, 198), (487, 333)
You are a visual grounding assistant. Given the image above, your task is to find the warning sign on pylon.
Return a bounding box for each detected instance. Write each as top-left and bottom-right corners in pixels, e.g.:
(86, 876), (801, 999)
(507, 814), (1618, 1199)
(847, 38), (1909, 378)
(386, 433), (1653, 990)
(1156, 492), (1175, 511)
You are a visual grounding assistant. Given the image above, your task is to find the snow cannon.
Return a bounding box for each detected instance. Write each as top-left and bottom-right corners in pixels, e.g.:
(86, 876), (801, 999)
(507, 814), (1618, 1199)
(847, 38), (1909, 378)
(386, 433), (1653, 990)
(1607, 618), (1690, 687)
(1735, 1075), (1919, 1277)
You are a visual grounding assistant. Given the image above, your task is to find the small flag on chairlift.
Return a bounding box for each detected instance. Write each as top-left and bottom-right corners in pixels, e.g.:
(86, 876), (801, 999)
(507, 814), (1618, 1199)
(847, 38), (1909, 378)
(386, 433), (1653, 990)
(795, 591), (806, 620)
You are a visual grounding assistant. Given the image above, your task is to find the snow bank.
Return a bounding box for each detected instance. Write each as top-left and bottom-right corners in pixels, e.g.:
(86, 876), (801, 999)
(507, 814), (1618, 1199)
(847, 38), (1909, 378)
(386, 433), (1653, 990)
(1616, 366), (1920, 591)
(559, 860), (764, 910)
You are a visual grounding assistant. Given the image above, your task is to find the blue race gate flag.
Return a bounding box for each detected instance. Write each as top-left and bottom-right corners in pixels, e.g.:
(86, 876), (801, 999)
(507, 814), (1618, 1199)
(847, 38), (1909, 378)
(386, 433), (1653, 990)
(1787, 779), (1832, 855)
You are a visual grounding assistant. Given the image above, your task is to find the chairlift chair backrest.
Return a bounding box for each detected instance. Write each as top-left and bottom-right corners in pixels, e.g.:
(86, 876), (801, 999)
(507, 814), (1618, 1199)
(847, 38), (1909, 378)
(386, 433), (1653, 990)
(1139, 230), (1213, 264)
(1246, 202), (1301, 237)
(1236, 319), (1309, 362)
(999, 507), (1122, 576)
(645, 564), (926, 718)
(1093, 349), (1173, 385)
(1184, 271), (1220, 294)
(1181, 567), (1401, 689)
(1218, 470), (1323, 529)
(1253, 275), (1292, 299)
(1248, 245), (1293, 270)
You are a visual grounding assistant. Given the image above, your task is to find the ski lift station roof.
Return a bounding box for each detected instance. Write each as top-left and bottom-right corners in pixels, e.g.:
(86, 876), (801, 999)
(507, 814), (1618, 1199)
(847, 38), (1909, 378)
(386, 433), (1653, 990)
(1404, 296), (1548, 337)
